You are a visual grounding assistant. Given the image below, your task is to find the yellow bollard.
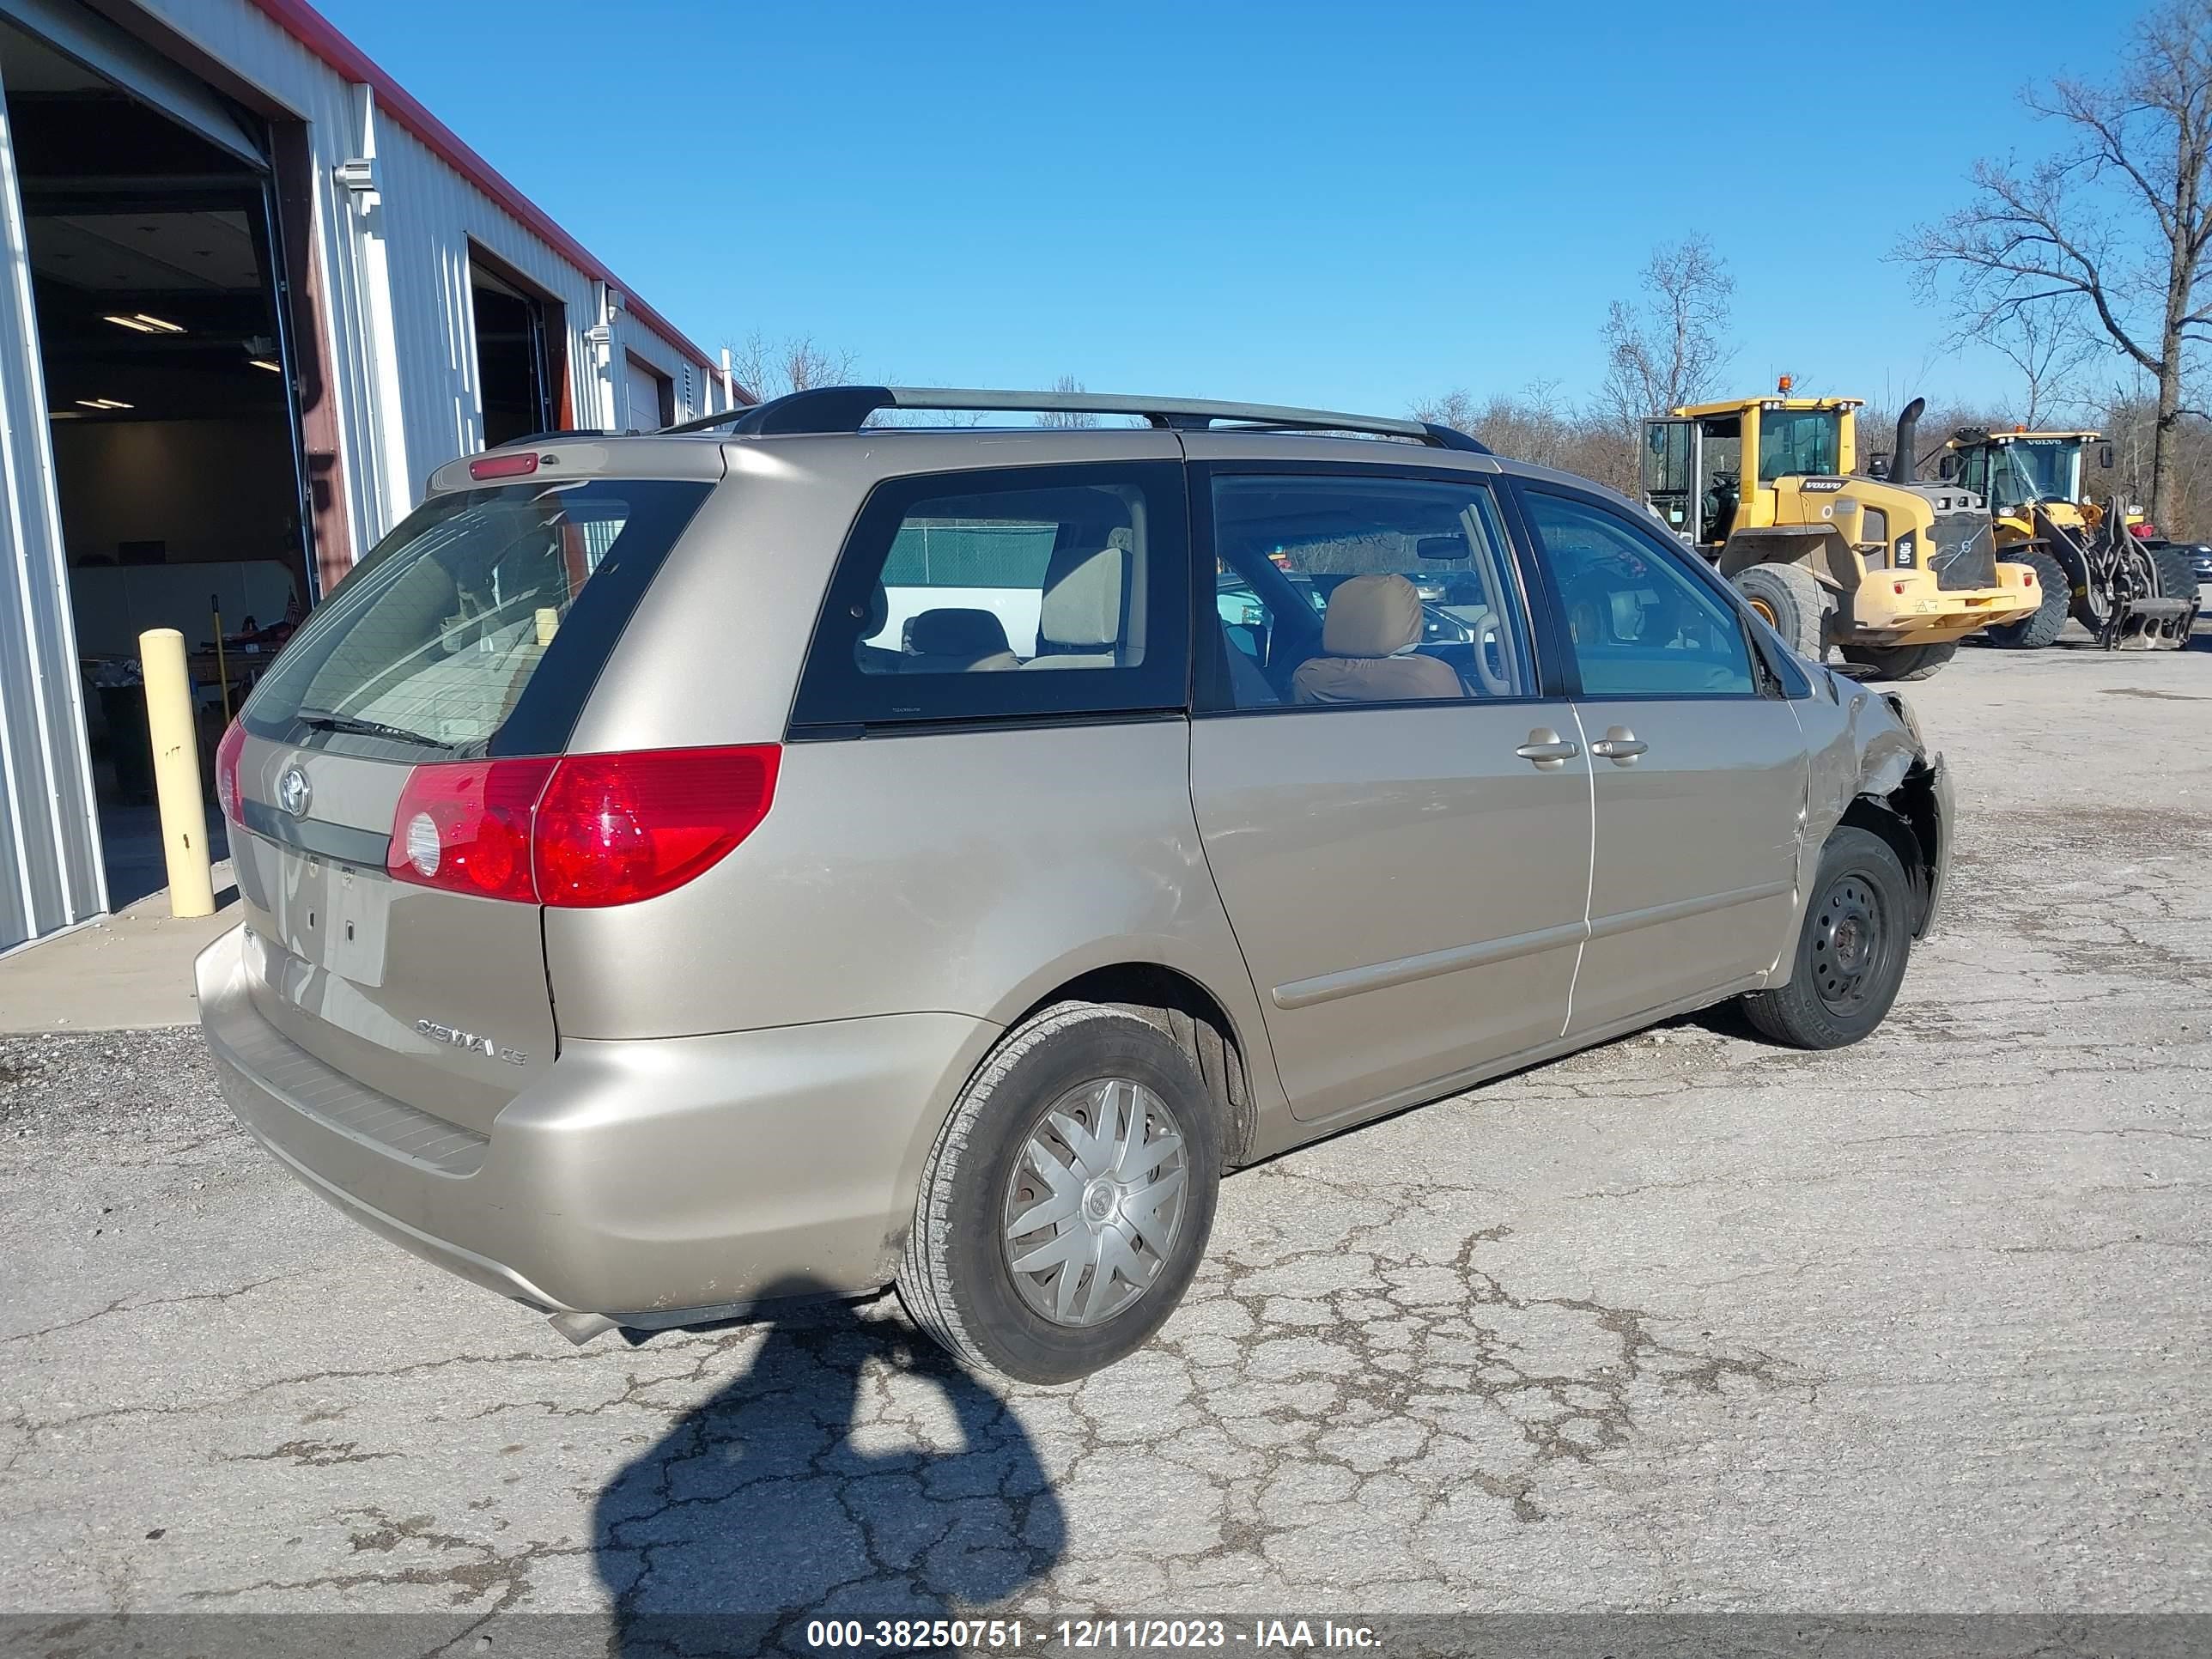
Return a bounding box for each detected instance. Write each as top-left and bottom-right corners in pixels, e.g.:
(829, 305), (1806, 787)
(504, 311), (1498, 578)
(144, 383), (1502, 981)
(137, 628), (216, 919)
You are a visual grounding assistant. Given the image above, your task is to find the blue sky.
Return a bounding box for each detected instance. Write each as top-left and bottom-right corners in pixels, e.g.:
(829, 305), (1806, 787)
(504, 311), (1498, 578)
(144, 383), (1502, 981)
(319, 0), (2142, 416)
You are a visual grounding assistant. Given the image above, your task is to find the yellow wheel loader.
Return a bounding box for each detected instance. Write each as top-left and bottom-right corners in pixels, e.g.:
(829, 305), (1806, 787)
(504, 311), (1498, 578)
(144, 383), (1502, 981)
(1938, 428), (2198, 650)
(1641, 387), (2040, 680)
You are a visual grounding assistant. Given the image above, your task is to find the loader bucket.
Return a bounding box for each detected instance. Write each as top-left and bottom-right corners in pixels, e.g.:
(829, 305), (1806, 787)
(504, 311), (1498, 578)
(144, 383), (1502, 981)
(2102, 593), (2199, 650)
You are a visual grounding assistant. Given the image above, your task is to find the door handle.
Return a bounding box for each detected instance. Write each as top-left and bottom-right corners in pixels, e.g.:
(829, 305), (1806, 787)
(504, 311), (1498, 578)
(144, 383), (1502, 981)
(1515, 728), (1581, 769)
(1590, 726), (1648, 765)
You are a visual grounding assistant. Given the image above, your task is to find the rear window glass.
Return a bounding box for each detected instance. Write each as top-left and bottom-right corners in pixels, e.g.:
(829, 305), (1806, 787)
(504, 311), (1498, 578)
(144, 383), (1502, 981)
(242, 478), (710, 758)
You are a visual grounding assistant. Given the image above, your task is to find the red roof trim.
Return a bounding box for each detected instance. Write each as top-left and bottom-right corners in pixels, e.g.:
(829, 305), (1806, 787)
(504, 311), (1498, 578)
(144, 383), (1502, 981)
(245, 0), (721, 379)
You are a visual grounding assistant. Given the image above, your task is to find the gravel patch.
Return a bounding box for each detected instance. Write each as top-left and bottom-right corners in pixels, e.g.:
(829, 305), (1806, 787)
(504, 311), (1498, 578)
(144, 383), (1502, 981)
(0, 1028), (229, 1145)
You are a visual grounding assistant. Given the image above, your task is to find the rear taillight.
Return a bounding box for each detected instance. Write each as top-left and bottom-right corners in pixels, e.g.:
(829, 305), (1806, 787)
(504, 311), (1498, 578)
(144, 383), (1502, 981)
(534, 747), (781, 907)
(387, 757), (556, 902)
(386, 745), (780, 908)
(215, 720), (246, 823)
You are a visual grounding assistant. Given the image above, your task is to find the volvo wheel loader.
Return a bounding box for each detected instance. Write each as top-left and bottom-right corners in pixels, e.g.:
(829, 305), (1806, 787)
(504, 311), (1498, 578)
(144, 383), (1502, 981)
(1642, 386), (2039, 680)
(1938, 428), (2199, 650)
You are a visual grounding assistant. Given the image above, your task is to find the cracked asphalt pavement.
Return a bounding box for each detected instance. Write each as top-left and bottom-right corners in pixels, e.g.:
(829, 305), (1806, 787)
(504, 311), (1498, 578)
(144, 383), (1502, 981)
(3, 643), (2209, 1636)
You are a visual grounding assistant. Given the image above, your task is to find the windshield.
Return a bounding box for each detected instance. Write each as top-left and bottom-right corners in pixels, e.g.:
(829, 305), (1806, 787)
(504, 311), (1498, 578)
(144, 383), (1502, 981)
(1984, 441), (2078, 512)
(1758, 410), (1844, 482)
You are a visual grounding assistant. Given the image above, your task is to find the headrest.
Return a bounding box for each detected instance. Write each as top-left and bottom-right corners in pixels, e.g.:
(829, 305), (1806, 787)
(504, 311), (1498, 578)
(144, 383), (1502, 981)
(906, 606), (1011, 659)
(865, 581), (889, 638)
(1320, 574), (1423, 658)
(1038, 542), (1126, 648)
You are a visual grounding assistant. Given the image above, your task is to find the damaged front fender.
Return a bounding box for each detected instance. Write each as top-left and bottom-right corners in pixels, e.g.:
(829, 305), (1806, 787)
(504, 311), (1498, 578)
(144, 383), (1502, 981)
(1796, 670), (1950, 939)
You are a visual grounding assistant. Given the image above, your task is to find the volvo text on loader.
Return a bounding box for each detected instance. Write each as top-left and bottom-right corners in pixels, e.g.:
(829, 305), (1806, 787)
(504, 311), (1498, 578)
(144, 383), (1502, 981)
(1641, 386), (2039, 681)
(1939, 428), (2199, 650)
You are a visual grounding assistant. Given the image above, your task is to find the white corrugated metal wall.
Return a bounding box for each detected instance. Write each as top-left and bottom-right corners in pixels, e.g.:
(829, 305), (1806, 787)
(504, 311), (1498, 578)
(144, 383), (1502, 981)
(0, 0), (733, 950)
(0, 40), (106, 951)
(140, 0), (728, 550)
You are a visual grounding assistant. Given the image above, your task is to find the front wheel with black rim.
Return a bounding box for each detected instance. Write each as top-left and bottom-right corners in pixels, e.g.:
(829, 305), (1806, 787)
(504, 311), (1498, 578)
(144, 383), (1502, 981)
(1739, 826), (1913, 1049)
(896, 1002), (1222, 1383)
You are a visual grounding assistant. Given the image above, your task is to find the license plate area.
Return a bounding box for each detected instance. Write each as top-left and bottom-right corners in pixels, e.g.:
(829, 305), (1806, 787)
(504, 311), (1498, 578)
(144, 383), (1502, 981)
(268, 850), (391, 988)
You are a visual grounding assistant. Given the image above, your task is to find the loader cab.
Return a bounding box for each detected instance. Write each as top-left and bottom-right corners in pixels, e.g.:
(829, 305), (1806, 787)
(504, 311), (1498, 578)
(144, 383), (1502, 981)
(1942, 431), (2107, 519)
(1643, 395), (1861, 554)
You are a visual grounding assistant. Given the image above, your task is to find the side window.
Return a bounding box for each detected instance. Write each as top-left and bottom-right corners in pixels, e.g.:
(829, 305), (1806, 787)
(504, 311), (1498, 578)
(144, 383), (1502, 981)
(1201, 473), (1536, 711)
(1521, 489), (1756, 698)
(792, 463), (1188, 728)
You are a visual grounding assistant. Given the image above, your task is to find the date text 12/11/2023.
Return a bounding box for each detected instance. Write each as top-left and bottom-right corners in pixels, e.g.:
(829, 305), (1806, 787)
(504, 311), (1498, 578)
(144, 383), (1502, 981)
(801, 1618), (1383, 1650)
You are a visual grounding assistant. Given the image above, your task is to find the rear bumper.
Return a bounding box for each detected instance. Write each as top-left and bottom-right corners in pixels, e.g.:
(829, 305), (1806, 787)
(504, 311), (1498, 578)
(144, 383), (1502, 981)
(195, 926), (994, 1321)
(1848, 563), (2039, 642)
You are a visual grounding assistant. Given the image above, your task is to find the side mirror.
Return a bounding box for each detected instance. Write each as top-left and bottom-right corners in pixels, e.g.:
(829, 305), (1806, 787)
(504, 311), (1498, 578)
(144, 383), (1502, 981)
(2100, 443), (2116, 470)
(1936, 453), (1958, 481)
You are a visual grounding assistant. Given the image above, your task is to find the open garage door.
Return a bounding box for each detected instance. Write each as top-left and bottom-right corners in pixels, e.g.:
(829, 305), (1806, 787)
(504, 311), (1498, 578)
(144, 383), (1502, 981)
(1, 13), (315, 924)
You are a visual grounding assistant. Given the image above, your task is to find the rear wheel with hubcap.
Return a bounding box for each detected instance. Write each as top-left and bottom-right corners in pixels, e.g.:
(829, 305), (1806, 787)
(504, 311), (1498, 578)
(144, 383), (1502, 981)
(897, 1003), (1222, 1383)
(1740, 826), (1913, 1049)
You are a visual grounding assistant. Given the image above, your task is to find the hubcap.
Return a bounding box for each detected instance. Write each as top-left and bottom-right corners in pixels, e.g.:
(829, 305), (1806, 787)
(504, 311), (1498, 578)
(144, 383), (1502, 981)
(1001, 1078), (1189, 1328)
(1810, 873), (1886, 1015)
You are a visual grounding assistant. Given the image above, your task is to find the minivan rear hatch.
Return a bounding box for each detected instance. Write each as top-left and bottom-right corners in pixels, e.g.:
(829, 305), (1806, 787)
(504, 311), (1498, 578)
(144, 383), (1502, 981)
(225, 467), (715, 1135)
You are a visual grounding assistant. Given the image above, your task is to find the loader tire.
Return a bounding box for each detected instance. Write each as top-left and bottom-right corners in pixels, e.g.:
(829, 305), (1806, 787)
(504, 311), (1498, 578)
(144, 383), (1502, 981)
(1730, 562), (1827, 659)
(1982, 548), (2069, 648)
(2148, 543), (2199, 604)
(1740, 826), (1913, 1050)
(1837, 641), (1958, 682)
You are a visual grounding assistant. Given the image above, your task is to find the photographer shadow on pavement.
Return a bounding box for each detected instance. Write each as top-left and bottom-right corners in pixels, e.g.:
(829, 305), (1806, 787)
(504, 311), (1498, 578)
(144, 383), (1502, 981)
(592, 1279), (1066, 1656)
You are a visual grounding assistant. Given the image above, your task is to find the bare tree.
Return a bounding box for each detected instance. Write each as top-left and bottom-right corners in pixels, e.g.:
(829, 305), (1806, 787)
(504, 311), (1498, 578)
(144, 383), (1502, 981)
(1414, 383), (1638, 492)
(1035, 373), (1098, 428)
(1986, 301), (2103, 426)
(1597, 234), (1737, 428)
(723, 332), (860, 403)
(1901, 1), (2212, 526)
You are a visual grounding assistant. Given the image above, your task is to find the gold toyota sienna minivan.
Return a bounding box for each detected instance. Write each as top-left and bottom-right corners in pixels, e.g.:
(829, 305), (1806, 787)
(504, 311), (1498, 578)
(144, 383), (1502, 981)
(198, 386), (1952, 1382)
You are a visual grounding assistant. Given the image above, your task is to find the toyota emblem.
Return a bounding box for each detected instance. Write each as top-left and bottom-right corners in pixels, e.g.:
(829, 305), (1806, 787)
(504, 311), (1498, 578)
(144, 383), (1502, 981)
(276, 765), (313, 819)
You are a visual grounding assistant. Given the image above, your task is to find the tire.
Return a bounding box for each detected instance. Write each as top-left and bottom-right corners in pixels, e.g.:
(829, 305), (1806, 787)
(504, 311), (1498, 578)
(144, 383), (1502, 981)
(2148, 542), (2199, 604)
(1740, 827), (1913, 1049)
(1837, 640), (1958, 681)
(1730, 562), (1827, 659)
(896, 1002), (1222, 1384)
(1981, 547), (2069, 648)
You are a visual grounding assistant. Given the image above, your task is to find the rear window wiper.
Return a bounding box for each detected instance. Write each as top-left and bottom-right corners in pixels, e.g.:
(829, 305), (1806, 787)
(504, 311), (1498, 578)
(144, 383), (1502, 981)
(296, 708), (453, 750)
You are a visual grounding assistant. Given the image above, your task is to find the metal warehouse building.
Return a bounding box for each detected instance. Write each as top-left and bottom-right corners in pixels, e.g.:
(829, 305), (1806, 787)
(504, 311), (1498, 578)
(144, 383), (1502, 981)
(0, 0), (741, 954)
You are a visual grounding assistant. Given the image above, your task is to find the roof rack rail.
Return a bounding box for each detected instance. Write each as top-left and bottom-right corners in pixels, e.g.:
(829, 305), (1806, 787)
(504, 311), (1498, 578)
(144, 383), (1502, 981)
(663, 386), (1489, 453)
